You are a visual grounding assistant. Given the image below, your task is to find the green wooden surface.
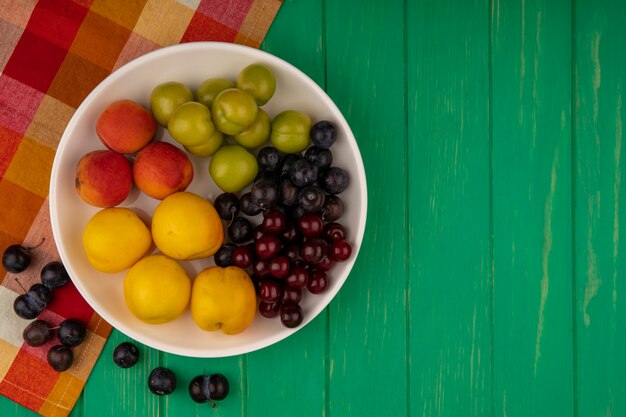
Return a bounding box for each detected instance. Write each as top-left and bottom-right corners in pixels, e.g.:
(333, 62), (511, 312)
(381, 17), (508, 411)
(2, 0), (626, 416)
(574, 1), (626, 416)
(491, 1), (575, 416)
(408, 0), (492, 416)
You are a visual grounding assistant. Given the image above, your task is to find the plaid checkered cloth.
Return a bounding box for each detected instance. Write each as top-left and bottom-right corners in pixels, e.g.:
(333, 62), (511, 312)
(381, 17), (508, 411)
(0, 0), (282, 416)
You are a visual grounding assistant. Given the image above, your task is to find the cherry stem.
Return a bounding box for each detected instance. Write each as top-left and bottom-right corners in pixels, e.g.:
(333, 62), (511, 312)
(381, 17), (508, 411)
(209, 399), (216, 409)
(26, 237), (45, 250)
(14, 278), (27, 293)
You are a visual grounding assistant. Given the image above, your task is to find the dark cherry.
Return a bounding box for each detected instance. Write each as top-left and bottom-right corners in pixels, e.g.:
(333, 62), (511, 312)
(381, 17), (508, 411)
(240, 192), (263, 216)
(188, 375), (210, 403)
(307, 270), (329, 294)
(285, 266), (308, 290)
(251, 173), (279, 209)
(255, 235), (281, 260)
(13, 294), (41, 319)
(259, 301), (281, 318)
(57, 318), (86, 347)
(257, 147), (282, 171)
(214, 193), (240, 221)
(232, 245), (253, 268)
(314, 257), (334, 271)
(282, 287), (302, 304)
(253, 259), (271, 279)
(207, 374), (229, 401)
(280, 301), (304, 328)
(310, 120), (337, 149)
(324, 222), (347, 241)
(188, 374), (229, 404)
(269, 256), (290, 279)
(322, 195), (345, 221)
(2, 239), (44, 273)
(148, 367), (177, 395)
(298, 185), (326, 213)
(27, 283), (52, 310)
(298, 213), (324, 238)
(23, 319), (53, 347)
(113, 342), (140, 368)
(48, 345), (74, 372)
(304, 146), (333, 170)
(301, 239), (328, 264)
(320, 167), (349, 194)
(228, 217), (254, 243)
(259, 280), (283, 303)
(3, 245), (31, 273)
(330, 239), (352, 262)
(40, 261), (70, 289)
(262, 209), (287, 234)
(214, 243), (236, 267)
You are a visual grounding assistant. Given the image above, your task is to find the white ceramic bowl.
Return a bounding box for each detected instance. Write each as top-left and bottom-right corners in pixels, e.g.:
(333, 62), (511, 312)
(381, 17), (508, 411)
(50, 42), (367, 358)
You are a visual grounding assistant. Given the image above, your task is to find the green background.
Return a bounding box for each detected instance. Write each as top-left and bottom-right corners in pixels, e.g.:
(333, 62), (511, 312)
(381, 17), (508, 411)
(3, 0), (626, 415)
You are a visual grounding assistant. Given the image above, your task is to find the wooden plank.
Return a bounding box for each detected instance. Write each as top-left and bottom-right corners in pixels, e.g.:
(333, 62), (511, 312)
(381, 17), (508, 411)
(491, 0), (574, 415)
(247, 2), (327, 416)
(407, 1), (492, 416)
(325, 0), (408, 416)
(0, 397), (37, 417)
(80, 330), (160, 416)
(574, 1), (626, 416)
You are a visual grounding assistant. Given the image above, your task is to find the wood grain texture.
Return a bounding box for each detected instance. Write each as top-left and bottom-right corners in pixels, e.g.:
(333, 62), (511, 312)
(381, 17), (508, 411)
(574, 0), (626, 416)
(407, 1), (492, 416)
(325, 0), (408, 416)
(491, 0), (575, 416)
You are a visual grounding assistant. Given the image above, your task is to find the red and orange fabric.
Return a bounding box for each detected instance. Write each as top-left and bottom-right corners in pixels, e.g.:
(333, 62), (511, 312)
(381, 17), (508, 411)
(0, 0), (282, 415)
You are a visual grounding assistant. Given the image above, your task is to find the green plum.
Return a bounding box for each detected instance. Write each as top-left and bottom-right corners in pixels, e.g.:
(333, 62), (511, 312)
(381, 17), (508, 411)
(196, 78), (235, 109)
(184, 129), (223, 157)
(233, 109), (271, 149)
(212, 88), (258, 135)
(168, 102), (215, 147)
(237, 63), (276, 106)
(150, 81), (194, 126)
(209, 144), (259, 193)
(270, 110), (312, 154)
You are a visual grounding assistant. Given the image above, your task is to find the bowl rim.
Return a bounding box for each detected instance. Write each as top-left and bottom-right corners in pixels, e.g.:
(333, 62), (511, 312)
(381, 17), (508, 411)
(49, 41), (368, 357)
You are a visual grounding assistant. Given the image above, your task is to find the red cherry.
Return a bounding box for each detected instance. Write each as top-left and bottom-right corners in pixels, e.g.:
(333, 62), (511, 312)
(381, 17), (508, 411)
(255, 235), (281, 260)
(232, 246), (252, 268)
(330, 239), (352, 261)
(269, 256), (290, 279)
(307, 270), (329, 294)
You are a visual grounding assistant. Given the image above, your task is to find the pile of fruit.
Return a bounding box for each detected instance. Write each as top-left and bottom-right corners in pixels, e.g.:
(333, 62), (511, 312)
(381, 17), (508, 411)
(73, 62), (353, 334)
(3, 242), (87, 372)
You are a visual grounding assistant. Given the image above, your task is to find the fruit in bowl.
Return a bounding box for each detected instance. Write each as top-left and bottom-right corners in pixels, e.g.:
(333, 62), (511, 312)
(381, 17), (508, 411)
(190, 266), (256, 335)
(49, 42), (367, 358)
(124, 255), (191, 324)
(96, 99), (156, 154)
(133, 141), (194, 200)
(208, 144), (259, 193)
(82, 207), (152, 273)
(151, 192), (224, 260)
(75, 150), (133, 208)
